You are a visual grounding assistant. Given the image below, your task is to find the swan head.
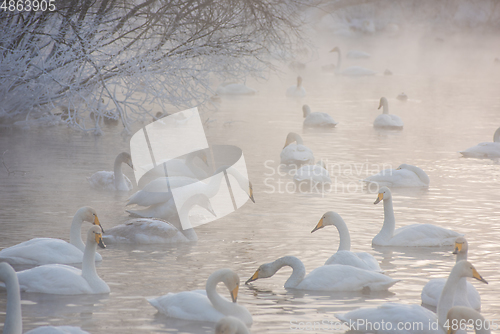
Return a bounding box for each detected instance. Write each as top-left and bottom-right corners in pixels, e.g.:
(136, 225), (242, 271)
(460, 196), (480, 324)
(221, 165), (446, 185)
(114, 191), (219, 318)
(396, 164), (410, 170)
(452, 237), (468, 255)
(214, 269), (240, 303)
(311, 211), (343, 233)
(88, 225), (106, 249)
(454, 260), (487, 284)
(215, 316), (245, 334)
(446, 306), (485, 334)
(374, 186), (391, 204)
(302, 105), (311, 118)
(246, 261), (277, 284)
(118, 152), (134, 170)
(378, 97), (388, 110)
(329, 46), (340, 53)
(283, 132), (303, 148)
(77, 207), (104, 233)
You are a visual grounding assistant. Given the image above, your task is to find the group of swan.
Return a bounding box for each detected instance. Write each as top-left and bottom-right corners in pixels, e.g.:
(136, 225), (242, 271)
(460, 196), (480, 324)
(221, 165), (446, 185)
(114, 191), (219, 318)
(363, 163), (430, 188)
(373, 97), (404, 129)
(460, 127), (500, 159)
(87, 152), (134, 191)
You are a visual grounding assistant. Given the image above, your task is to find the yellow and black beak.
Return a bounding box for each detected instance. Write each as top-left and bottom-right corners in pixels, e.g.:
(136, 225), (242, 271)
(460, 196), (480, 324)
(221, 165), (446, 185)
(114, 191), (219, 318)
(311, 217), (324, 233)
(249, 183), (255, 203)
(472, 268), (488, 284)
(95, 232), (106, 249)
(230, 285), (239, 303)
(94, 215), (104, 233)
(374, 193), (384, 205)
(452, 242), (462, 255)
(245, 270), (259, 285)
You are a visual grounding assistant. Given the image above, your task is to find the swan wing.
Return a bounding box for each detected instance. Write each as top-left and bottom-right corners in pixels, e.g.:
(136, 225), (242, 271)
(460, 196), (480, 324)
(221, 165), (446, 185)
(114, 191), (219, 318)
(88, 171), (115, 191)
(280, 145), (314, 165)
(459, 142), (500, 159)
(363, 169), (426, 188)
(103, 219), (189, 244)
(303, 113), (338, 127)
(388, 224), (463, 247)
(324, 251), (381, 272)
(373, 114), (404, 129)
(286, 86), (306, 97)
(421, 278), (480, 310)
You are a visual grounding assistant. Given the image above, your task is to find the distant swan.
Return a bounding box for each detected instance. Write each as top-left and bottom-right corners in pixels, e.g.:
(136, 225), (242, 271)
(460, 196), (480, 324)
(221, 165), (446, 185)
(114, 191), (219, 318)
(9, 226), (110, 295)
(88, 152), (134, 191)
(397, 93), (408, 101)
(459, 127), (500, 159)
(311, 211), (381, 271)
(302, 105), (338, 128)
(330, 47), (376, 76)
(363, 163), (430, 188)
(0, 262), (91, 334)
(293, 160), (331, 188)
(280, 132), (314, 167)
(245, 256), (398, 292)
(373, 97), (404, 129)
(447, 306), (491, 334)
(148, 268), (253, 325)
(421, 237), (481, 310)
(0, 207), (103, 265)
(286, 76), (306, 97)
(372, 187), (462, 246)
(215, 316), (250, 334)
(216, 83), (256, 96)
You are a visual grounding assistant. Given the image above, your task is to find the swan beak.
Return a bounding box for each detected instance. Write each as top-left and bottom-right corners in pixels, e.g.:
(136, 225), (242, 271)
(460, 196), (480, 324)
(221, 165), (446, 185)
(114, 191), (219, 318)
(472, 268), (488, 284)
(95, 232), (106, 249)
(245, 270), (259, 284)
(452, 242), (462, 255)
(94, 215), (104, 233)
(230, 285), (239, 303)
(311, 218), (324, 233)
(374, 193), (384, 205)
(249, 183), (255, 203)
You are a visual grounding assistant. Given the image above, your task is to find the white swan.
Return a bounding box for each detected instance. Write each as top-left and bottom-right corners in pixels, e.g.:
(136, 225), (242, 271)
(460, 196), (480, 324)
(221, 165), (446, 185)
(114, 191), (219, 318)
(286, 76), (306, 97)
(311, 212), (381, 272)
(329, 47), (376, 76)
(363, 163), (430, 188)
(459, 127), (500, 159)
(372, 187), (462, 246)
(373, 97), (404, 129)
(245, 256), (398, 292)
(280, 132), (314, 167)
(0, 262), (91, 334)
(447, 306), (491, 334)
(104, 194), (215, 243)
(216, 83), (257, 96)
(421, 237), (481, 310)
(88, 152), (134, 191)
(0, 207), (103, 265)
(293, 160), (331, 188)
(335, 261), (488, 333)
(302, 105), (338, 128)
(5, 226), (110, 295)
(148, 268), (252, 325)
(215, 316), (250, 334)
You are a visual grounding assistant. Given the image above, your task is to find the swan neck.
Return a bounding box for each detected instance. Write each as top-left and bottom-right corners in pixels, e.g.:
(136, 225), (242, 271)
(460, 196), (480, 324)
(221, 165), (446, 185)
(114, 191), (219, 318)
(456, 252), (467, 263)
(4, 268), (22, 334)
(273, 256), (306, 288)
(380, 197), (396, 238)
(81, 233), (98, 282)
(406, 165), (430, 185)
(113, 155), (126, 189)
(205, 273), (232, 313)
(437, 266), (462, 326)
(292, 133), (303, 145)
(382, 100), (389, 114)
(494, 127), (500, 142)
(335, 219), (351, 252)
(70, 211), (86, 251)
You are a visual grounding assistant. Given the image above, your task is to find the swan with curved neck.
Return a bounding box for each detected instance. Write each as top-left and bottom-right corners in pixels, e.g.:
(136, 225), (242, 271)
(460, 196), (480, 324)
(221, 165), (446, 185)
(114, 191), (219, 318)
(0, 207), (103, 265)
(459, 127), (500, 159)
(311, 212), (381, 271)
(447, 306), (491, 334)
(246, 255), (398, 292)
(373, 187), (462, 246)
(286, 76), (306, 97)
(148, 268), (252, 325)
(421, 237), (481, 310)
(88, 152), (134, 191)
(329, 47), (376, 76)
(335, 261), (488, 333)
(302, 105), (338, 128)
(280, 132), (314, 167)
(363, 163), (430, 188)
(12, 226), (109, 294)
(373, 97), (404, 129)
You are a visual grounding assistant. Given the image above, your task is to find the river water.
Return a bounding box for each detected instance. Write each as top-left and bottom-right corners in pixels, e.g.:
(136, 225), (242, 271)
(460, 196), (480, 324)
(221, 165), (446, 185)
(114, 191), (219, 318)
(0, 32), (499, 333)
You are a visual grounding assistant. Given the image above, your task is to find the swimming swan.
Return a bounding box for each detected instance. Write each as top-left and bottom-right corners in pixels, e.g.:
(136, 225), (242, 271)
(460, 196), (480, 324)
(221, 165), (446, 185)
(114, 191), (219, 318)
(215, 316), (250, 334)
(372, 187), (462, 246)
(302, 105), (338, 128)
(293, 160), (331, 188)
(335, 261), (488, 333)
(8, 226), (109, 295)
(286, 76), (306, 97)
(329, 47), (376, 76)
(0, 262), (91, 334)
(311, 212), (381, 271)
(363, 163), (430, 188)
(421, 237), (481, 310)
(373, 97), (404, 129)
(447, 306), (491, 334)
(0, 207), (103, 265)
(459, 127), (500, 159)
(280, 132), (314, 167)
(245, 256), (398, 292)
(148, 268), (252, 325)
(88, 152), (134, 191)
(104, 194), (215, 243)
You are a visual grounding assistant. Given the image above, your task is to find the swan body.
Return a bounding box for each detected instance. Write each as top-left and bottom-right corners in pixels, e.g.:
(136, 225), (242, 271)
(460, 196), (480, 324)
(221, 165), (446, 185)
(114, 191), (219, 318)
(293, 161), (331, 187)
(363, 164), (430, 188)
(346, 50), (371, 59)
(0, 207), (103, 265)
(447, 306), (491, 334)
(330, 47), (376, 76)
(373, 97), (404, 129)
(216, 83), (256, 96)
(286, 76), (306, 97)
(88, 152), (134, 191)
(397, 93), (408, 101)
(302, 105), (338, 128)
(335, 261), (488, 333)
(280, 132), (314, 167)
(215, 316), (250, 334)
(148, 268), (253, 325)
(421, 237), (481, 310)
(373, 187), (462, 247)
(246, 256), (398, 292)
(10, 226), (110, 295)
(459, 127), (500, 159)
(312, 212), (381, 272)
